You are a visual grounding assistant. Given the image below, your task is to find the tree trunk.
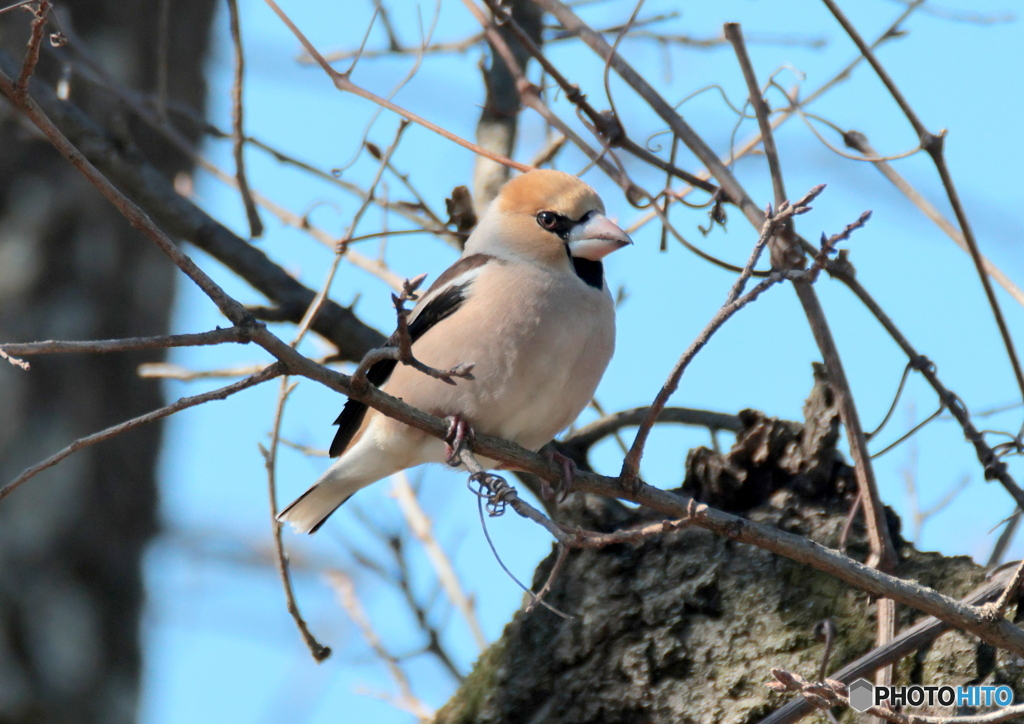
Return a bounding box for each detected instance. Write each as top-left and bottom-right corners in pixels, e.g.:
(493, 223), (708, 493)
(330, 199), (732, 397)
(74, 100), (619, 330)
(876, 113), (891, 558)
(0, 2), (215, 721)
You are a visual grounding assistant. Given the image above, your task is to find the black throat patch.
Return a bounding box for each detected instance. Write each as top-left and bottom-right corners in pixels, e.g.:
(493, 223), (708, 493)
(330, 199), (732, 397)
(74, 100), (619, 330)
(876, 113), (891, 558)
(571, 257), (604, 290)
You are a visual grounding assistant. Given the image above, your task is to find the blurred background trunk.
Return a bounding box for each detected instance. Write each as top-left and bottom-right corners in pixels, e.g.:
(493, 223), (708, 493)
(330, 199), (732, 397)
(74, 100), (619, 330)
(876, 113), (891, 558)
(0, 1), (215, 721)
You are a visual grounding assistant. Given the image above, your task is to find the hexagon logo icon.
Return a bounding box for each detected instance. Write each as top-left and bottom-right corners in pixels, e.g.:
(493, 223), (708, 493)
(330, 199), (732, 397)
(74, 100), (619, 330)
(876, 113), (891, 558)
(849, 678), (874, 712)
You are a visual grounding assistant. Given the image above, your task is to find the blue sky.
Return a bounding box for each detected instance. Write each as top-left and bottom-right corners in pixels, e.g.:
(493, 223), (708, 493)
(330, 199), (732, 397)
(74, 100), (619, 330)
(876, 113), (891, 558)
(138, 1), (1023, 722)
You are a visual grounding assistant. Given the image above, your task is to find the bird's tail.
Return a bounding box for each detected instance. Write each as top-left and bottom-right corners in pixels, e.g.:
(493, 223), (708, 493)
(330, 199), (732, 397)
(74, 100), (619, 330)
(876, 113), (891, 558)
(277, 438), (402, 534)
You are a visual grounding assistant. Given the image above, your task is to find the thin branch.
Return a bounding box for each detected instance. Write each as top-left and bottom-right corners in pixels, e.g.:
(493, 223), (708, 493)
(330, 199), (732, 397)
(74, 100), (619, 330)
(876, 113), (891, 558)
(264, 0), (531, 173)
(726, 21), (895, 573)
(561, 405), (742, 457)
(0, 51), (386, 360)
(870, 405), (944, 459)
(0, 326), (253, 356)
(834, 272), (1024, 511)
(988, 512), (1020, 568)
(382, 533), (466, 683)
(226, 0), (263, 237)
(724, 23), (786, 210)
(352, 277), (476, 390)
(821, 0), (1024, 406)
(326, 570), (433, 719)
(14, 0), (48, 102)
(481, 0), (717, 195)
(0, 0), (36, 15)
(457, 447), (690, 604)
(260, 381), (331, 661)
(465, 0), (636, 194)
(622, 2), (919, 243)
(619, 189), (821, 484)
(391, 472), (487, 651)
(985, 557), (1024, 619)
(0, 347), (29, 370)
(842, 130), (1024, 307)
(312, 34), (483, 64)
(137, 361), (269, 381)
(291, 120), (411, 348)
(1, 363), (283, 503)
(38, 28), (404, 289)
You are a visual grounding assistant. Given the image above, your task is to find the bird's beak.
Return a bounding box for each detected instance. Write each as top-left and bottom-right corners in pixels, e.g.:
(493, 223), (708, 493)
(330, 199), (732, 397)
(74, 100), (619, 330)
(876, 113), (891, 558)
(567, 213), (633, 261)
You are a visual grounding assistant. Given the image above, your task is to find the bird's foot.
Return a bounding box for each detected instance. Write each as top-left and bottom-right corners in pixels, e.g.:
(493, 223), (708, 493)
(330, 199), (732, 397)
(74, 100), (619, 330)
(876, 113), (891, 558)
(542, 450), (577, 502)
(444, 414), (475, 466)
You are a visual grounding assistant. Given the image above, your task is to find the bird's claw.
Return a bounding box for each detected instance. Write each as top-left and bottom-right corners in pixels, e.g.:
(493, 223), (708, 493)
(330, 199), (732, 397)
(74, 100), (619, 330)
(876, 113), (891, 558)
(542, 450), (577, 502)
(444, 414), (475, 466)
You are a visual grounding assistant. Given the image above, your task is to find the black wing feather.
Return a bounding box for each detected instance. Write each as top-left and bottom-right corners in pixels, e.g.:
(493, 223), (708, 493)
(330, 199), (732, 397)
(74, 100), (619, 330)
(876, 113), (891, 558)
(327, 280), (474, 457)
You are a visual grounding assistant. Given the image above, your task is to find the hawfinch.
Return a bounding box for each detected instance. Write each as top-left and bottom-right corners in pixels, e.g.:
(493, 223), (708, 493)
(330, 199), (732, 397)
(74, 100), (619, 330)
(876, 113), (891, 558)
(279, 169), (631, 533)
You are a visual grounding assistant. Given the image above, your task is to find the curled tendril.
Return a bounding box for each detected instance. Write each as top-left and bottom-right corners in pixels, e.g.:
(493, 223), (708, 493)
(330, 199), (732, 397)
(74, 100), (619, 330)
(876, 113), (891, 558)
(467, 472), (515, 517)
(645, 128), (670, 153)
(625, 183), (655, 209)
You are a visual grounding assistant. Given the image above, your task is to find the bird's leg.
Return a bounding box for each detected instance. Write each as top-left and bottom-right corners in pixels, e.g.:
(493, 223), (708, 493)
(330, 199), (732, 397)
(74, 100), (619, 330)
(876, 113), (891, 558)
(542, 450), (577, 502)
(444, 414), (475, 466)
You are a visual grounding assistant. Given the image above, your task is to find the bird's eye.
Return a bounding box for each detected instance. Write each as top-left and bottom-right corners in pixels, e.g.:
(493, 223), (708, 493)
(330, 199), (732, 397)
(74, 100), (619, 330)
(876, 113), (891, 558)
(536, 211), (560, 231)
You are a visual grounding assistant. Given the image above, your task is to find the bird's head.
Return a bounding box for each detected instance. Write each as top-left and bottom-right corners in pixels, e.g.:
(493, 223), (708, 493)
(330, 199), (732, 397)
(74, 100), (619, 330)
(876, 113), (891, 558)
(466, 169), (632, 267)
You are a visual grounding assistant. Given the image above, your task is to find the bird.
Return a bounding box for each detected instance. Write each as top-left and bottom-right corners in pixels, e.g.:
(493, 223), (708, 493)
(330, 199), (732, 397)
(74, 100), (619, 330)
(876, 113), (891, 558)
(278, 168), (632, 534)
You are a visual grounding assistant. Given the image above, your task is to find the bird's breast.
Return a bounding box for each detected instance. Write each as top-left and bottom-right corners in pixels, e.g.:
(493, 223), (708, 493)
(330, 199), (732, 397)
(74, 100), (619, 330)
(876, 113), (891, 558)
(393, 262), (615, 451)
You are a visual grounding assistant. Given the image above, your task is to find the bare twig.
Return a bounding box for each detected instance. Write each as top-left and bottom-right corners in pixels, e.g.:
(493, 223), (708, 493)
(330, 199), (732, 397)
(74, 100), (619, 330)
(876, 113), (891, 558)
(984, 557), (1024, 619)
(291, 120), (412, 349)
(352, 277), (476, 390)
(226, 0), (263, 237)
(560, 405), (742, 458)
(261, 380), (331, 661)
(2, 363), (283, 503)
(0, 326), (253, 356)
(29, 29), (404, 290)
(334, 34), (480, 62)
(470, 0), (542, 211)
(0, 0), (36, 16)
(841, 130), (1024, 306)
(14, 0), (48, 102)
(834, 272), (1024, 511)
(480, 0), (716, 195)
(460, 447), (690, 551)
(466, 0), (637, 195)
(0, 347), (29, 370)
(136, 361), (270, 381)
(264, 0), (531, 173)
(391, 472), (487, 651)
(870, 405), (944, 459)
(524, 544), (570, 615)
(821, 0), (1024, 406)
(725, 22), (896, 575)
(326, 570), (433, 719)
(988, 512), (1020, 568)
(619, 189), (819, 484)
(0, 53), (387, 360)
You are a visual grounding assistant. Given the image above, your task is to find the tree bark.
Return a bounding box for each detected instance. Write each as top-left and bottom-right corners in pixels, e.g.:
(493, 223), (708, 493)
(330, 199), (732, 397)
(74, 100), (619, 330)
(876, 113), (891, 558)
(434, 372), (1022, 724)
(0, 2), (215, 721)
